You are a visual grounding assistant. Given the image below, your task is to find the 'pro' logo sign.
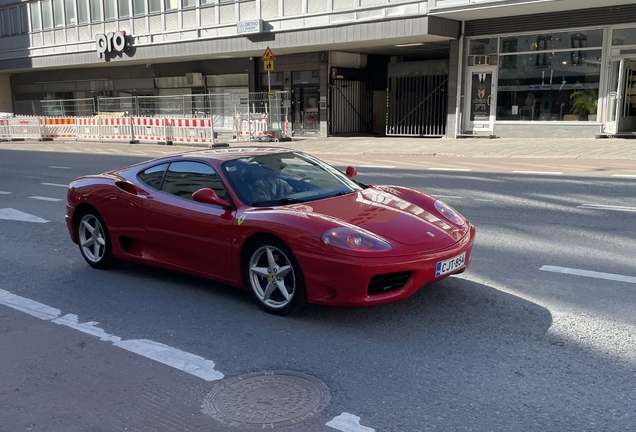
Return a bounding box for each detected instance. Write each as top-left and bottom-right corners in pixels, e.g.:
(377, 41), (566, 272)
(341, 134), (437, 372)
(96, 31), (128, 60)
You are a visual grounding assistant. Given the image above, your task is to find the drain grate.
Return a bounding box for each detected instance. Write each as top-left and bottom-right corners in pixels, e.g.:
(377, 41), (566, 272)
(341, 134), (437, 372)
(202, 371), (331, 428)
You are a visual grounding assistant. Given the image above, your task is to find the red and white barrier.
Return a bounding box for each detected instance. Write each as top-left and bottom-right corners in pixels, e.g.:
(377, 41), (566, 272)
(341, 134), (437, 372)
(0, 119), (10, 140)
(76, 117), (101, 140)
(99, 117), (133, 142)
(43, 118), (77, 139)
(133, 117), (172, 144)
(9, 117), (46, 140)
(235, 115), (271, 142)
(170, 118), (215, 144)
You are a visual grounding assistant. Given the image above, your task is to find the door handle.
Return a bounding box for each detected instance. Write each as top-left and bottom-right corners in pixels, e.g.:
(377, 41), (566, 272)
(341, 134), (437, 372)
(488, 95), (492, 106)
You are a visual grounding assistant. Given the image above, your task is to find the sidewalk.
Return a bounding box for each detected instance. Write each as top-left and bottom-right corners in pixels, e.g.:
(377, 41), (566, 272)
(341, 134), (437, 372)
(2, 136), (636, 160)
(284, 136), (636, 160)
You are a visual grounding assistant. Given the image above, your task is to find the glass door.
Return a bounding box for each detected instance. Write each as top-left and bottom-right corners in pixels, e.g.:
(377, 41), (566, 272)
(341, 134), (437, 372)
(465, 66), (497, 133)
(292, 86), (320, 135)
(605, 59), (624, 134)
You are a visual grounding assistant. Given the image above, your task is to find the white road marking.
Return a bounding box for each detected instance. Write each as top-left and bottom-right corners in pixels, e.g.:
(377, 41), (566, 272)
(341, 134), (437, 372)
(611, 174), (636, 178)
(577, 204), (636, 213)
(53, 314), (224, 381)
(512, 171), (563, 175)
(50, 166), (71, 169)
(0, 289), (224, 381)
(0, 289), (61, 320)
(540, 265), (636, 285)
(0, 208), (49, 223)
(434, 195), (464, 199)
(326, 413), (375, 432)
(428, 168), (473, 172)
(474, 198), (494, 202)
(30, 196), (63, 202)
(42, 182), (68, 188)
(0, 191), (11, 194)
(359, 165), (396, 168)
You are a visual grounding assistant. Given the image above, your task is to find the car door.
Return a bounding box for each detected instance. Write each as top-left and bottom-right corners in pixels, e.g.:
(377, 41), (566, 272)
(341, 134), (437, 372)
(143, 160), (235, 280)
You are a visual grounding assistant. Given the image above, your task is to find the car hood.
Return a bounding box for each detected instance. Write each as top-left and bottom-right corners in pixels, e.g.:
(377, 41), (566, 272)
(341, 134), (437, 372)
(304, 188), (466, 247)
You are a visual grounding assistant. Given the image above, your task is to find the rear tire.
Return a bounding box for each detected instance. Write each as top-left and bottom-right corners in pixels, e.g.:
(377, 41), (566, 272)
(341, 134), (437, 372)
(243, 238), (306, 316)
(77, 210), (115, 269)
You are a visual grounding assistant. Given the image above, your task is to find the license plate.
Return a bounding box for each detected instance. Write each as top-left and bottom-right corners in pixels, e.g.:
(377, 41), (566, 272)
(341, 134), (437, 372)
(435, 252), (466, 277)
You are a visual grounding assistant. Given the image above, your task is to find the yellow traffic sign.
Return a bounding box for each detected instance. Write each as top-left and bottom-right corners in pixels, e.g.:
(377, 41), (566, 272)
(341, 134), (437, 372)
(268, 92), (275, 99)
(264, 60), (274, 71)
(262, 47), (276, 61)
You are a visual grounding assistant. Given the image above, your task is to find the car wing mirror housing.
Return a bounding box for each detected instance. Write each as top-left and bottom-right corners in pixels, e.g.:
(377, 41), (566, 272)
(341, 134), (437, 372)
(192, 188), (231, 208)
(345, 166), (357, 179)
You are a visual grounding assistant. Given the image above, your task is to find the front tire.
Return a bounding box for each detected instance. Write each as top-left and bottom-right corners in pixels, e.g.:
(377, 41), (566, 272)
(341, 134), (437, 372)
(244, 238), (306, 316)
(77, 210), (115, 269)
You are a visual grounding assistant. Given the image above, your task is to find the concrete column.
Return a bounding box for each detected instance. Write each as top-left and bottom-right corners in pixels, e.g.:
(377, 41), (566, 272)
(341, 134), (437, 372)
(446, 39), (460, 138)
(0, 74), (12, 113)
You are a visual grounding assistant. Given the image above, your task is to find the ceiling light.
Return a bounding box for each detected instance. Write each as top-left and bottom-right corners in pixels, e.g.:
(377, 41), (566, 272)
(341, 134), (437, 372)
(395, 43), (424, 47)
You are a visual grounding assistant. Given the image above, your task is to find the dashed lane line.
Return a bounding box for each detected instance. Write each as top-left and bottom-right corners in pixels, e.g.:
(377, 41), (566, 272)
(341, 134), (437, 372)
(512, 170), (563, 175)
(428, 168), (473, 172)
(30, 196), (63, 202)
(577, 204), (636, 213)
(50, 166), (72, 169)
(359, 165), (397, 168)
(611, 174), (636, 178)
(540, 266), (636, 285)
(42, 182), (69, 188)
(0, 191), (11, 194)
(0, 208), (49, 223)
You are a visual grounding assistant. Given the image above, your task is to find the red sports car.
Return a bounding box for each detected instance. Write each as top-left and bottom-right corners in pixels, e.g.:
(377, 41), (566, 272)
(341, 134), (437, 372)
(66, 147), (475, 315)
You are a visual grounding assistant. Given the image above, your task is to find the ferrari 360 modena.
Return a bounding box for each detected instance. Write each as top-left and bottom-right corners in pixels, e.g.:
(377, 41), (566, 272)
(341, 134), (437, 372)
(66, 147), (475, 315)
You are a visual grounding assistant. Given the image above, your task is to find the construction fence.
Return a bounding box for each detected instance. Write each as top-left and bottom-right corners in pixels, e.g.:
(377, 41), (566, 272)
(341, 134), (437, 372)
(6, 92), (291, 145)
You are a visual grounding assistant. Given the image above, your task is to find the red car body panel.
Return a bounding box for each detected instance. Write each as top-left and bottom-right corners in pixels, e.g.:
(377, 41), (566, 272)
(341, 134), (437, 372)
(66, 147), (476, 307)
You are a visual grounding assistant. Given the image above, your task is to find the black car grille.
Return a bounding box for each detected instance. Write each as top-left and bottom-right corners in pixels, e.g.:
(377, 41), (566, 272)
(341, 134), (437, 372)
(367, 272), (411, 295)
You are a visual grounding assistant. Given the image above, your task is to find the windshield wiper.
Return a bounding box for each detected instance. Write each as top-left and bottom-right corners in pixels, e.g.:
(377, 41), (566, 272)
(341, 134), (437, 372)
(252, 197), (307, 206)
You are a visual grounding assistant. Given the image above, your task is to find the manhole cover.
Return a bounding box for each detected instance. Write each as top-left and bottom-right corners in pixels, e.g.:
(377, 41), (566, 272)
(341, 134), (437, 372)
(202, 371), (331, 428)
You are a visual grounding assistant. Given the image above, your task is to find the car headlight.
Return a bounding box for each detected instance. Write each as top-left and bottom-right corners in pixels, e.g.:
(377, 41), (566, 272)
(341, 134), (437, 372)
(434, 200), (465, 226)
(321, 227), (392, 252)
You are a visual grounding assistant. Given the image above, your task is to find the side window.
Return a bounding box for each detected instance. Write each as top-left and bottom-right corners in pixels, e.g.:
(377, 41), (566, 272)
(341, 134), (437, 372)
(137, 163), (168, 189)
(161, 161), (227, 201)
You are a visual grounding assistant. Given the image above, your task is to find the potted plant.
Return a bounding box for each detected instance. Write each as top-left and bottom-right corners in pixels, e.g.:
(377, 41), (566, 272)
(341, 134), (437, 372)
(570, 88), (598, 121)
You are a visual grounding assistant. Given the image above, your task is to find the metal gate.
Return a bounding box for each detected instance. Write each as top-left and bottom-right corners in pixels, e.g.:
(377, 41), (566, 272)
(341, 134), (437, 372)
(387, 74), (448, 136)
(330, 80), (373, 134)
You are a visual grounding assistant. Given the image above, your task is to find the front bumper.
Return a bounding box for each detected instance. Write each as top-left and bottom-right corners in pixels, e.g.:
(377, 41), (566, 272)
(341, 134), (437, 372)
(296, 224), (475, 307)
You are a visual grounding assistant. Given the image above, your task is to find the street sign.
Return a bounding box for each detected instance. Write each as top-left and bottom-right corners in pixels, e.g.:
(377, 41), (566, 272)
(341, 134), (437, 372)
(262, 47), (276, 61)
(264, 61), (274, 71)
(268, 92), (275, 99)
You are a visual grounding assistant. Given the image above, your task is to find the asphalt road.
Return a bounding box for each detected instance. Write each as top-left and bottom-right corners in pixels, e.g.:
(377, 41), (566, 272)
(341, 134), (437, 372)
(1, 149), (635, 432)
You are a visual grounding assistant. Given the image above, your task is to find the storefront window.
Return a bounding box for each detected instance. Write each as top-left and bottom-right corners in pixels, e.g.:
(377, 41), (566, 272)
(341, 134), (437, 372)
(500, 30), (603, 53)
(497, 49), (601, 121)
(612, 28), (636, 46)
(469, 38), (497, 55)
(260, 72), (284, 89)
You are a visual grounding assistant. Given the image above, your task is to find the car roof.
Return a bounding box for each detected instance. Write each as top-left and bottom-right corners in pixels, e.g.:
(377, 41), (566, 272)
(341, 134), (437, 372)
(181, 146), (296, 162)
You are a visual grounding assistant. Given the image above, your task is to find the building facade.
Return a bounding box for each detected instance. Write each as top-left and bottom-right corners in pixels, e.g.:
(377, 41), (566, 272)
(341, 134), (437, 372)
(1, 0), (636, 138)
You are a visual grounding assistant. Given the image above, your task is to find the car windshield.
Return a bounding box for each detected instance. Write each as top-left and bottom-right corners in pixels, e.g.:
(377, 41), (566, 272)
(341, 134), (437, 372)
(221, 151), (365, 207)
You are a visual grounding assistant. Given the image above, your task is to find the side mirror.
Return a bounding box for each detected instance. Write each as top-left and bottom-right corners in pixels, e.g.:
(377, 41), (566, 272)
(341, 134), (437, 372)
(192, 188), (231, 208)
(345, 166), (357, 179)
